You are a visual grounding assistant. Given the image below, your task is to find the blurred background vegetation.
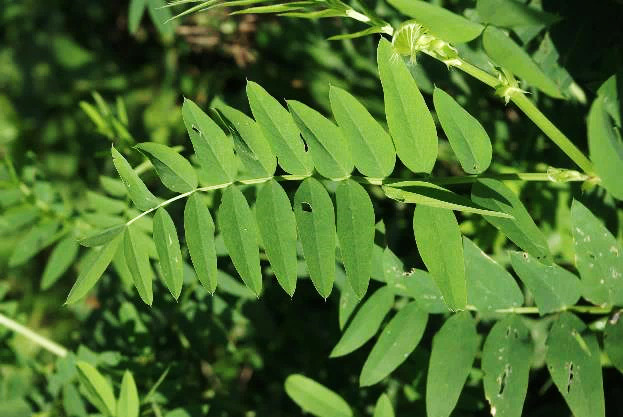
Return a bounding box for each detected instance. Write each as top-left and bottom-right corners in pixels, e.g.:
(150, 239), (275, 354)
(1, 0), (622, 416)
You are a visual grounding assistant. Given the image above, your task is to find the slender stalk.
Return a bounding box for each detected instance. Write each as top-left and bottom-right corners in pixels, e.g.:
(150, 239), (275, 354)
(0, 312), (68, 358)
(468, 305), (613, 315)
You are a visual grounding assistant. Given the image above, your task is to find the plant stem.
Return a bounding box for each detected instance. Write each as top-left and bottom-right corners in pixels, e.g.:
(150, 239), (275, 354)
(468, 305), (613, 315)
(0, 312), (68, 358)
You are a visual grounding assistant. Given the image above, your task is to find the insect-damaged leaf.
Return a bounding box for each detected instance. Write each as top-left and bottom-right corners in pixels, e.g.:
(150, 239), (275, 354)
(336, 180), (375, 299)
(433, 88), (492, 174)
(218, 185), (262, 297)
(482, 315), (532, 417)
(111, 146), (160, 211)
(546, 313), (605, 417)
(294, 178), (336, 298)
(284, 374), (352, 417)
(378, 38), (437, 174)
(153, 207), (184, 300)
(247, 81), (313, 176)
(360, 302), (427, 387)
(331, 286), (394, 358)
(184, 193), (218, 293)
(426, 312), (479, 417)
(135, 142), (198, 193)
(413, 205), (466, 311)
(256, 180), (298, 297)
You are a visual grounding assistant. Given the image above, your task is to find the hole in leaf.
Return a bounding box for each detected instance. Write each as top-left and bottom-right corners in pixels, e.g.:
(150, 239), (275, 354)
(506, 326), (512, 337)
(191, 125), (202, 135)
(566, 362), (574, 393)
(301, 202), (312, 212)
(498, 364), (511, 395)
(589, 253), (596, 260)
(301, 138), (309, 152)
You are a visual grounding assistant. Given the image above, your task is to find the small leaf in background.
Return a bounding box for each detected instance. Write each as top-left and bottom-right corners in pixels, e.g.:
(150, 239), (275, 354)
(597, 73), (621, 127)
(218, 185), (262, 297)
(426, 312), (479, 417)
(329, 86), (395, 178)
(482, 26), (563, 98)
(546, 313), (605, 417)
(9, 220), (61, 267)
(182, 98), (237, 185)
(153, 208), (183, 300)
(247, 81), (313, 176)
(476, 0), (560, 28)
(128, 0), (147, 34)
(386, 0), (483, 43)
(482, 315), (533, 417)
(433, 88), (492, 174)
(215, 102), (276, 179)
(146, 0), (177, 39)
(293, 178), (336, 299)
(41, 236), (79, 290)
(413, 205), (466, 310)
(75, 361), (117, 417)
(604, 313), (623, 374)
(135, 143), (198, 193)
(471, 179), (551, 261)
(588, 94), (623, 200)
(217, 270), (256, 299)
(124, 226), (154, 306)
(117, 370), (139, 417)
(184, 193), (218, 293)
(330, 287), (394, 358)
(288, 100), (353, 179)
(80, 224), (125, 248)
(377, 38), (438, 174)
(337, 267), (359, 330)
(360, 302), (428, 386)
(383, 182), (511, 218)
(510, 251), (581, 315)
(66, 233), (123, 305)
(284, 374), (352, 417)
(100, 176), (127, 198)
(464, 237), (523, 311)
(112, 146), (160, 211)
(336, 180), (375, 299)
(256, 180), (298, 297)
(373, 394), (394, 417)
(570, 200), (623, 306)
(86, 191), (127, 214)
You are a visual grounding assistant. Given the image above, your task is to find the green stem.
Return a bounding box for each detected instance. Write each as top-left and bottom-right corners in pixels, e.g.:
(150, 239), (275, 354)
(0, 312), (68, 357)
(469, 305), (613, 315)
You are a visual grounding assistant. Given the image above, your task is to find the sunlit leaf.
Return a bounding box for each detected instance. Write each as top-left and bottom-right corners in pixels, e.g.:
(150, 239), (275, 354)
(117, 370), (139, 417)
(135, 142), (198, 193)
(184, 193), (218, 293)
(75, 361), (116, 416)
(285, 374), (352, 417)
(153, 207), (184, 299)
(124, 226), (154, 306)
(112, 146), (160, 211)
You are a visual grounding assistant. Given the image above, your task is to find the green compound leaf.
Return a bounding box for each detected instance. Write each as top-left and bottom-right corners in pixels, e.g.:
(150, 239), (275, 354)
(386, 0), (483, 43)
(373, 394), (395, 417)
(426, 312), (479, 417)
(117, 370), (139, 417)
(482, 26), (563, 98)
(588, 94), (623, 200)
(293, 178), (336, 299)
(604, 314), (623, 374)
(482, 315), (533, 417)
(41, 236), (79, 290)
(247, 81), (313, 176)
(336, 180), (375, 299)
(330, 286), (394, 358)
(215, 102), (276, 179)
(218, 185), (262, 297)
(182, 98), (237, 185)
(184, 193), (218, 293)
(66, 233), (123, 305)
(288, 100), (353, 179)
(378, 38), (437, 174)
(570, 200), (623, 306)
(433, 88), (492, 174)
(124, 226), (154, 306)
(383, 182), (512, 218)
(464, 237), (523, 311)
(111, 146), (160, 211)
(284, 374), (352, 417)
(477, 0), (560, 28)
(75, 361), (117, 417)
(546, 313), (605, 417)
(256, 180), (298, 297)
(153, 208), (184, 300)
(360, 302), (428, 387)
(471, 179), (551, 261)
(413, 205), (466, 311)
(329, 86), (395, 178)
(135, 142), (198, 193)
(80, 224), (125, 248)
(510, 251), (581, 315)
